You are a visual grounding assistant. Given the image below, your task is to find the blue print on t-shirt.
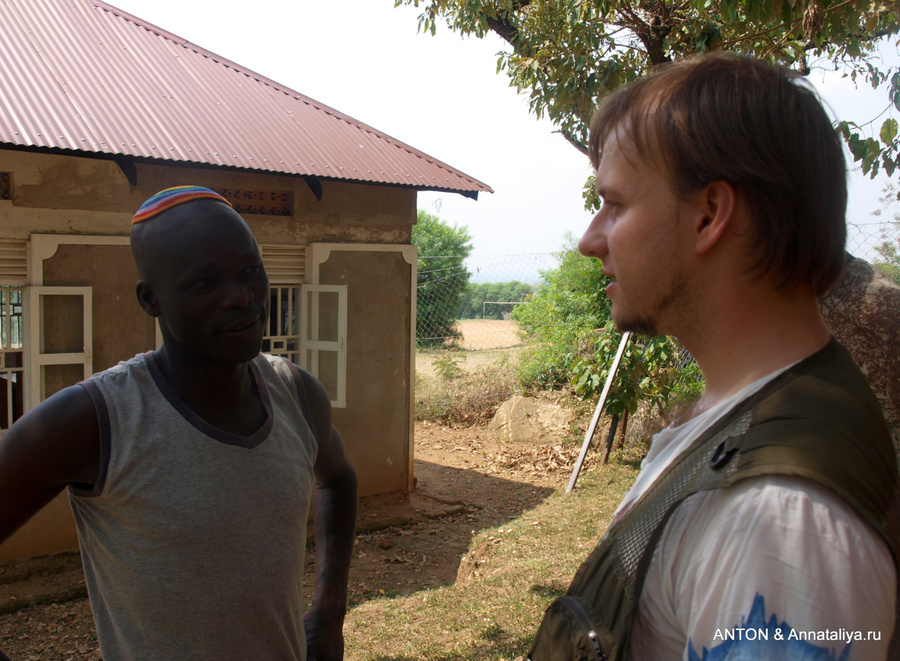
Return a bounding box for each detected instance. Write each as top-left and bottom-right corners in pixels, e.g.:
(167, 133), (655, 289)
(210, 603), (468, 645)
(687, 594), (850, 661)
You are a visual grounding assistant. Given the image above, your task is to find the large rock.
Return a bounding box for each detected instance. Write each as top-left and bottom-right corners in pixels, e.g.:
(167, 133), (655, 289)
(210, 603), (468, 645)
(819, 256), (900, 454)
(488, 395), (574, 444)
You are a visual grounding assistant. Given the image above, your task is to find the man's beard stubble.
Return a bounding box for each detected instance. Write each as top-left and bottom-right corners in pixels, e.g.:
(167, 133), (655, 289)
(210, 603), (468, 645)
(615, 271), (690, 338)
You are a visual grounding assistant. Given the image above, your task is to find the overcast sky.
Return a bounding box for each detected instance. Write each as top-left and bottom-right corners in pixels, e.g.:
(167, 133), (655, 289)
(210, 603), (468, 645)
(108, 0), (899, 271)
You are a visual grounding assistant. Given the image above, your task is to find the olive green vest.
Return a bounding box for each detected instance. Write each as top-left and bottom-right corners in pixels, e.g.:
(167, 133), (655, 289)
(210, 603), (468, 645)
(529, 340), (900, 661)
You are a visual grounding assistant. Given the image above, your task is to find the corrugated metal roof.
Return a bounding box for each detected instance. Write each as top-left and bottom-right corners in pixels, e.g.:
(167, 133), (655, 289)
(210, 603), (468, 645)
(0, 0), (492, 198)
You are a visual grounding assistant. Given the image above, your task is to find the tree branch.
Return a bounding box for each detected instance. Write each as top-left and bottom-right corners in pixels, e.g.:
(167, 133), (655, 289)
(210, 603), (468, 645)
(484, 0), (533, 50)
(616, 0), (671, 64)
(487, 16), (519, 46)
(808, 26), (900, 53)
(720, 0), (862, 49)
(554, 130), (590, 156)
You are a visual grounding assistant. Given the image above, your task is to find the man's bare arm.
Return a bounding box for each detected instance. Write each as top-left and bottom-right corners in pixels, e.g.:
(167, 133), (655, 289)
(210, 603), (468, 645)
(299, 370), (358, 661)
(0, 384), (100, 545)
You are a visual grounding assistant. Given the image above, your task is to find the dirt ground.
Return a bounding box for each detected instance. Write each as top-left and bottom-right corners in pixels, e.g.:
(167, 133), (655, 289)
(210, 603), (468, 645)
(417, 319), (524, 379)
(0, 421), (584, 660)
(455, 319), (522, 351)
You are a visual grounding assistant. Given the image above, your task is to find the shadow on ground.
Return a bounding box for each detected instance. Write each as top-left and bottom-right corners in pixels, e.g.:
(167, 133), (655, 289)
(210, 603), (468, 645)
(345, 459), (557, 605)
(0, 446), (562, 659)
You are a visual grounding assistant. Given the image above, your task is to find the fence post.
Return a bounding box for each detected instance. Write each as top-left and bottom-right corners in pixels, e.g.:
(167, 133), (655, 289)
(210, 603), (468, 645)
(566, 331), (632, 494)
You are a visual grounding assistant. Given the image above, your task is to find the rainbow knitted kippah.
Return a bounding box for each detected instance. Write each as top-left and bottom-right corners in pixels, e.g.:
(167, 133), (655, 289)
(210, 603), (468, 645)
(132, 186), (232, 224)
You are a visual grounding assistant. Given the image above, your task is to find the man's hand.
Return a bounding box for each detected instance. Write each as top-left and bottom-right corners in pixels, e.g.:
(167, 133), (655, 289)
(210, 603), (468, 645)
(304, 608), (344, 661)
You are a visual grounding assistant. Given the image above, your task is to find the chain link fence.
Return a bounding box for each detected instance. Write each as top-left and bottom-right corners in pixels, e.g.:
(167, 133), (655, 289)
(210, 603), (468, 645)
(417, 217), (899, 448)
(417, 219), (898, 350)
(417, 253), (558, 350)
(848, 221), (892, 264)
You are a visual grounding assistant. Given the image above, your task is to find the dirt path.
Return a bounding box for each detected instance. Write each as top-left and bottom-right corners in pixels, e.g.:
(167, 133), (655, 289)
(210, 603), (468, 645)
(0, 422), (579, 660)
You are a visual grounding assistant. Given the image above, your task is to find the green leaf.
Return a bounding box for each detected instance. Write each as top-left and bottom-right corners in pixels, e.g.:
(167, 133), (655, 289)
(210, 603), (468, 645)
(891, 72), (900, 113)
(881, 119), (899, 146)
(839, 121), (852, 140)
(863, 137), (881, 174)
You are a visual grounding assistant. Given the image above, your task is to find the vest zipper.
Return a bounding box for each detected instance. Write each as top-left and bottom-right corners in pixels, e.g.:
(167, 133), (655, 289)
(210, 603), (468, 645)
(557, 596), (609, 660)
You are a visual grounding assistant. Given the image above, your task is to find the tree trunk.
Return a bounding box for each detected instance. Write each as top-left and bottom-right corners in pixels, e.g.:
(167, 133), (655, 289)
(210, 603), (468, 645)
(617, 408), (629, 449)
(598, 413), (619, 467)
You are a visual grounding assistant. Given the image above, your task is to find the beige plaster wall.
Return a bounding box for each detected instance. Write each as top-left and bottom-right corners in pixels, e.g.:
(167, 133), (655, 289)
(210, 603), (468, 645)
(0, 150), (417, 239)
(43, 244), (156, 372)
(0, 495), (79, 563)
(318, 249), (414, 496)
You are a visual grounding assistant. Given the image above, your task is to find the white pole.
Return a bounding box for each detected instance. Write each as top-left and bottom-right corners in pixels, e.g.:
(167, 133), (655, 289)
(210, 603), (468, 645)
(566, 331), (632, 494)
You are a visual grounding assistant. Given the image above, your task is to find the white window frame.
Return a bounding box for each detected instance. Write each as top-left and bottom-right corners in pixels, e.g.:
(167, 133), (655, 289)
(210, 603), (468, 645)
(25, 235), (128, 410)
(265, 283), (302, 364)
(300, 284), (347, 408)
(259, 244), (306, 366)
(0, 286), (25, 430)
(25, 286), (93, 407)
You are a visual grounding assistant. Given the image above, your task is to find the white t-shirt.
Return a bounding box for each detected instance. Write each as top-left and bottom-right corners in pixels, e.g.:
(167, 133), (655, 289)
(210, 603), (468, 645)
(622, 369), (897, 660)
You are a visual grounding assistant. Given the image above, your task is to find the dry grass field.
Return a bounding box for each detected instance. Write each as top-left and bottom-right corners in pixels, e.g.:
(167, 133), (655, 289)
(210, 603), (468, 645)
(416, 319), (525, 378)
(456, 319), (523, 350)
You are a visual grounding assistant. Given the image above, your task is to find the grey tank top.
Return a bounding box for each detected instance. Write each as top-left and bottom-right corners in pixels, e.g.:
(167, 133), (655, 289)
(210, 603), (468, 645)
(69, 352), (317, 661)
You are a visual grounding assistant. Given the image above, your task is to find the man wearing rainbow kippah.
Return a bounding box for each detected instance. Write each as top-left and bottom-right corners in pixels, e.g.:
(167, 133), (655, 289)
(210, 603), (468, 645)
(0, 186), (358, 661)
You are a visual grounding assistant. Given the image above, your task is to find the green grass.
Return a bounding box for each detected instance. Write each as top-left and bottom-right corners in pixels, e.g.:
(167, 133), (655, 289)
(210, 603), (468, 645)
(342, 462), (637, 660)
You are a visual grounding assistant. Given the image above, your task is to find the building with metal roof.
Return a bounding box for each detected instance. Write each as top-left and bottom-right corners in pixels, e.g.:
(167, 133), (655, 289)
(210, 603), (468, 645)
(0, 0), (489, 563)
(0, 0), (491, 199)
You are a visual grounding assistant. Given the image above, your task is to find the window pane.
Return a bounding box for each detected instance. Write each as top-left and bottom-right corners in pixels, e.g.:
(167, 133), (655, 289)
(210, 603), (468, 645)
(41, 295), (84, 354)
(264, 285), (300, 363)
(304, 290), (339, 343)
(0, 287), (23, 350)
(0, 286), (25, 429)
(0, 368), (24, 430)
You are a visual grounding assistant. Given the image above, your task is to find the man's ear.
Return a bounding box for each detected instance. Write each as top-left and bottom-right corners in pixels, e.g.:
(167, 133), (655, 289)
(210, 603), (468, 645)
(135, 281), (160, 318)
(692, 180), (737, 255)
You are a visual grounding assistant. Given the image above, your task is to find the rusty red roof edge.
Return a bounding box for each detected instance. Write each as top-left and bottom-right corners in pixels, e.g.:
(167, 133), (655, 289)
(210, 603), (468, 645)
(95, 1), (494, 194)
(0, 0), (493, 196)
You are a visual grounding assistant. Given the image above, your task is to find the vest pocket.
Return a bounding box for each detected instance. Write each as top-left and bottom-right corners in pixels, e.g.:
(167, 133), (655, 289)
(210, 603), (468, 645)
(527, 595), (612, 661)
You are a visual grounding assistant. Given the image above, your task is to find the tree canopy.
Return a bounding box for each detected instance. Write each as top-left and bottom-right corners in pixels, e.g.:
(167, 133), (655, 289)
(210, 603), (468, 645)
(412, 210), (474, 346)
(459, 281), (534, 319)
(396, 0), (900, 188)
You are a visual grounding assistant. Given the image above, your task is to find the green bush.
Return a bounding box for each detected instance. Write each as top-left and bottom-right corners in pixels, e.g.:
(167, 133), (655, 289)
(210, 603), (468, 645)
(515, 340), (583, 393)
(570, 321), (704, 426)
(431, 352), (467, 380)
(871, 183), (900, 285)
(512, 235), (612, 391)
(874, 240), (900, 285)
